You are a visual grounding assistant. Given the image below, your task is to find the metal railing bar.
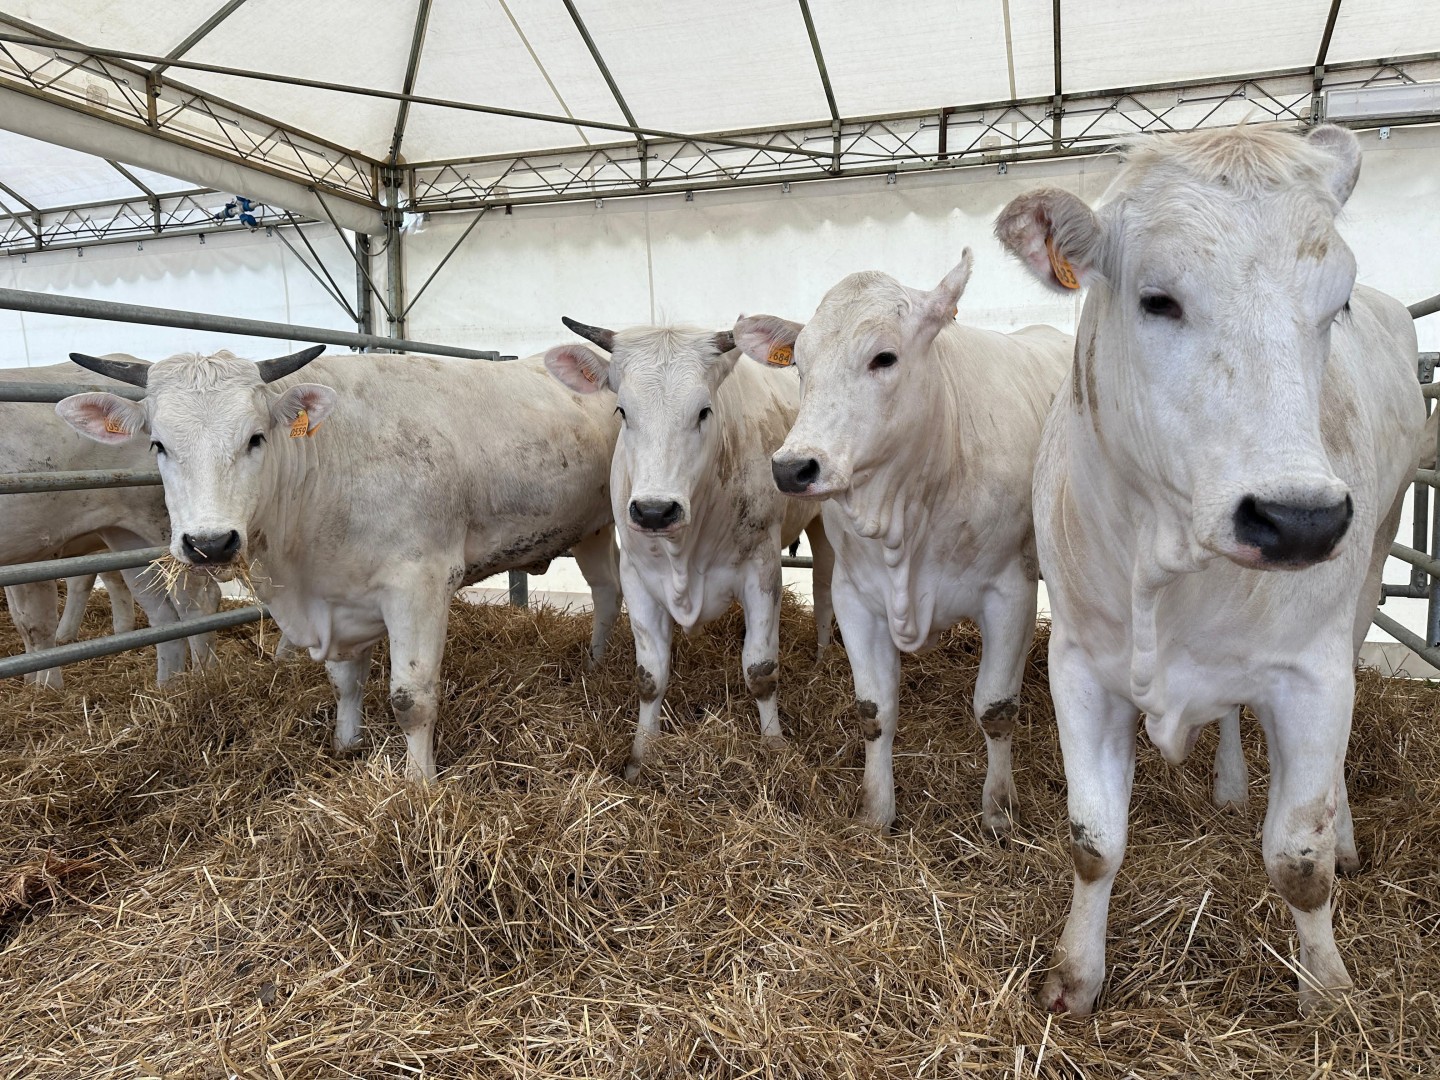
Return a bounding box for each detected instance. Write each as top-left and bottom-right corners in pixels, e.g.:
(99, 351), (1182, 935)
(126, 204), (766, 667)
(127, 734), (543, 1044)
(0, 382), (147, 403)
(1410, 292), (1440, 320)
(0, 545), (166, 587)
(0, 605), (265, 681)
(0, 469), (162, 495)
(1417, 468), (1439, 488)
(1371, 609), (1440, 671)
(0, 287), (502, 361)
(1390, 541), (1440, 578)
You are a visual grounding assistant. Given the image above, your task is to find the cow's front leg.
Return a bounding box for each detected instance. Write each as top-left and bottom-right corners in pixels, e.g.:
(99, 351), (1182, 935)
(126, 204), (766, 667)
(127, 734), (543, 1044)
(621, 560), (673, 781)
(1212, 707), (1248, 809)
(119, 563), (189, 685)
(833, 574), (901, 827)
(326, 645), (375, 755)
(7, 581), (63, 688)
(1255, 674), (1354, 1014)
(805, 517), (835, 659)
(973, 562), (1039, 835)
(380, 575), (453, 782)
(169, 572), (220, 671)
(740, 557), (784, 745)
(1040, 636), (1139, 1016)
(572, 527), (622, 668)
(56, 576), (95, 644)
(99, 571), (136, 634)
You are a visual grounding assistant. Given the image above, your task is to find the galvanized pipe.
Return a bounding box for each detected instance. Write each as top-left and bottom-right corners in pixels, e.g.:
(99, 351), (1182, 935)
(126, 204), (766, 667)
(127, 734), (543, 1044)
(1389, 541), (1440, 579)
(0, 469), (161, 495)
(1410, 292), (1440, 320)
(0, 545), (166, 587)
(1371, 609), (1440, 671)
(0, 287), (502, 361)
(0, 605), (264, 681)
(1418, 468), (1440, 488)
(0, 382), (146, 403)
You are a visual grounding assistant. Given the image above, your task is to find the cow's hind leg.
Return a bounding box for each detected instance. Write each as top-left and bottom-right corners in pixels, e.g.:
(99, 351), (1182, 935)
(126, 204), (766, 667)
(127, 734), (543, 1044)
(169, 573), (220, 671)
(621, 560), (674, 781)
(56, 576), (96, 644)
(832, 573), (902, 828)
(572, 527), (622, 668)
(7, 581), (63, 688)
(326, 645), (375, 756)
(380, 572), (454, 783)
(804, 517), (835, 659)
(118, 563), (188, 685)
(1212, 707), (1249, 810)
(973, 560), (1038, 836)
(100, 571), (136, 634)
(1255, 675), (1354, 1014)
(741, 556), (784, 746)
(1040, 636), (1139, 1016)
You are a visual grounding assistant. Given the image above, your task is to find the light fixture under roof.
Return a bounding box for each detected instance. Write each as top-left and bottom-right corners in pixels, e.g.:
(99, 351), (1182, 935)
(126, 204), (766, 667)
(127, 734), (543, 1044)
(1324, 82), (1440, 123)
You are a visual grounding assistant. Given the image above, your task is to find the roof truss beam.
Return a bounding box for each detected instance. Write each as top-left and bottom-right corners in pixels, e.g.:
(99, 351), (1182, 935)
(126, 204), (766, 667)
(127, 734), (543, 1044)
(388, 0), (432, 166)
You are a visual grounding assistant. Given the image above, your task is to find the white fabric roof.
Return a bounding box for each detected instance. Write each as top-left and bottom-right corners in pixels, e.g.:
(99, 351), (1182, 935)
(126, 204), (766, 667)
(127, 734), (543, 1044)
(0, 0), (1436, 204)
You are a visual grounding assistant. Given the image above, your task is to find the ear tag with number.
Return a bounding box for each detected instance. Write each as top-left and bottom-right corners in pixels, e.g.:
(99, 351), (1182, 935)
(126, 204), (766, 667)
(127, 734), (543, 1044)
(103, 415), (127, 435)
(289, 409), (315, 438)
(1046, 235), (1081, 290)
(766, 344), (794, 367)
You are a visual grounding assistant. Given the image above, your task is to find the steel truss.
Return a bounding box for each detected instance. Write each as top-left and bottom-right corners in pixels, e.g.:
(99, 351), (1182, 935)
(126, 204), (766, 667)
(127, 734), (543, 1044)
(410, 55), (1440, 212)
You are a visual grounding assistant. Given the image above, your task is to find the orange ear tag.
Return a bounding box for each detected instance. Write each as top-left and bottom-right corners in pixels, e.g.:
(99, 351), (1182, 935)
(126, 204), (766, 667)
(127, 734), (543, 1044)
(766, 344), (794, 368)
(103, 415), (127, 435)
(289, 410), (312, 438)
(1046, 235), (1081, 290)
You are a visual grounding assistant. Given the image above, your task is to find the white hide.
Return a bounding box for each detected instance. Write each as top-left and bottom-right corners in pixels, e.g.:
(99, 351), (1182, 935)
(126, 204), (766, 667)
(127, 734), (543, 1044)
(1, 362), (217, 687)
(545, 325), (833, 777)
(736, 255), (1072, 831)
(996, 124), (1426, 1016)
(57, 350), (623, 781)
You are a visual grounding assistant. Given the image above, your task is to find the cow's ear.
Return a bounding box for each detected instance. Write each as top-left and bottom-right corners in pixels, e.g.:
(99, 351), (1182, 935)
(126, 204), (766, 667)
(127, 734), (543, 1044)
(1306, 124), (1362, 205)
(915, 249), (973, 334)
(55, 393), (147, 444)
(995, 187), (1103, 293)
(544, 343), (611, 394)
(734, 315), (803, 369)
(270, 383), (337, 435)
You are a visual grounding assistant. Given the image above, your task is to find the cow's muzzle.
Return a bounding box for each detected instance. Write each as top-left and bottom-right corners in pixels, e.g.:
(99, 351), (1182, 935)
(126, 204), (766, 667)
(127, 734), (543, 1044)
(181, 529), (243, 565)
(629, 498), (685, 533)
(772, 454), (821, 496)
(1231, 493), (1353, 569)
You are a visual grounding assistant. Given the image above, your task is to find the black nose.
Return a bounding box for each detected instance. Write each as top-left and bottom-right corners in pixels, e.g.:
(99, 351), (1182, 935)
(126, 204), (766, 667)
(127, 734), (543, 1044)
(629, 499), (683, 531)
(1233, 494), (1353, 567)
(181, 530), (242, 564)
(772, 456), (820, 494)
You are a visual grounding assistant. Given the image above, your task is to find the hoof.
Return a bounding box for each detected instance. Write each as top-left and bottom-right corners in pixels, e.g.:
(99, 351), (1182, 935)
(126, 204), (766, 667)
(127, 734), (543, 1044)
(983, 809), (1016, 838)
(857, 802), (897, 832)
(1212, 780), (1249, 811)
(332, 739), (366, 759)
(623, 758), (643, 783)
(1297, 981), (1351, 1017)
(760, 734), (789, 751)
(1039, 969), (1100, 1017)
(1335, 848), (1361, 876)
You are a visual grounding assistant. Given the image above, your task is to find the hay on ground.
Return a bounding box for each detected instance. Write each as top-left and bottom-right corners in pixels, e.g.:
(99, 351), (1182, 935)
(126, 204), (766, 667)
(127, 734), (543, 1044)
(0, 587), (1437, 1078)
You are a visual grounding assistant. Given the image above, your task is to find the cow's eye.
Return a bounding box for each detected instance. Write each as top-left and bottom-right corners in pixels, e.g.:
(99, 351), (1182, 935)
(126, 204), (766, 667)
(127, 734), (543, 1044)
(698, 406), (712, 424)
(870, 351), (898, 370)
(1140, 292), (1182, 319)
(150, 441), (166, 456)
(247, 433), (265, 451)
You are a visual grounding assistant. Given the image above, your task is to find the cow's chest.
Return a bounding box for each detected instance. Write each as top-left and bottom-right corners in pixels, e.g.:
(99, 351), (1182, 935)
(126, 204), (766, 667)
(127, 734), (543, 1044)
(624, 545), (750, 630)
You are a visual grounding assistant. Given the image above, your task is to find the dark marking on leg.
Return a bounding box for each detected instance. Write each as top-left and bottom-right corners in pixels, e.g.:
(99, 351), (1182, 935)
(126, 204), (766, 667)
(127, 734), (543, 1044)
(636, 665), (659, 702)
(1273, 854), (1332, 912)
(856, 699), (881, 741)
(1070, 820), (1107, 884)
(979, 698), (1018, 739)
(746, 659), (778, 700)
(390, 686), (415, 713)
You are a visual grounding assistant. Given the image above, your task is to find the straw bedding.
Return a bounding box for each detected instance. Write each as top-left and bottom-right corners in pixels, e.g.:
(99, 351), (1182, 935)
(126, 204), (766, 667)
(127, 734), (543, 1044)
(0, 588), (1437, 1078)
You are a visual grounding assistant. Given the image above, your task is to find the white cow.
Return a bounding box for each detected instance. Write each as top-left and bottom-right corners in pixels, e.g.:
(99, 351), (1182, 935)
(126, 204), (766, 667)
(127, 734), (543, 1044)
(1, 361), (217, 688)
(995, 123), (1425, 1014)
(56, 567), (136, 643)
(56, 347), (623, 781)
(544, 318), (834, 777)
(734, 253), (1072, 830)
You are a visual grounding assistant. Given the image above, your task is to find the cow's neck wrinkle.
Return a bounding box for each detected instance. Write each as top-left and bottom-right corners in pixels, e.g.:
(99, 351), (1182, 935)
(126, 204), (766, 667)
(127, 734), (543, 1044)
(250, 432), (323, 578)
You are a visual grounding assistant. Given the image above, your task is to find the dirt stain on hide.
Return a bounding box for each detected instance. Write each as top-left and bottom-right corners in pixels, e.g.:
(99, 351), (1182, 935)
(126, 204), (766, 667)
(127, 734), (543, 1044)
(1070, 820), (1107, 883)
(636, 666), (660, 702)
(1273, 853), (1332, 912)
(856, 699), (881, 741)
(978, 698), (1017, 739)
(463, 527), (584, 586)
(390, 687), (415, 713)
(745, 659), (778, 700)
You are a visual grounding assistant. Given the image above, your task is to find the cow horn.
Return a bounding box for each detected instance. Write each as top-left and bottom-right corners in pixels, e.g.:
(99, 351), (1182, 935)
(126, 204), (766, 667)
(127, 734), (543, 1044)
(561, 316), (615, 353)
(256, 344), (326, 384)
(712, 331), (735, 353)
(68, 352), (151, 387)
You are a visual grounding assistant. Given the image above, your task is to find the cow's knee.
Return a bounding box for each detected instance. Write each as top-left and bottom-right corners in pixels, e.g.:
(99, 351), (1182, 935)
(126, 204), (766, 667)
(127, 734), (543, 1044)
(1267, 847), (1334, 913)
(1069, 819), (1123, 884)
(390, 683), (438, 782)
(745, 659), (778, 701)
(978, 697), (1018, 739)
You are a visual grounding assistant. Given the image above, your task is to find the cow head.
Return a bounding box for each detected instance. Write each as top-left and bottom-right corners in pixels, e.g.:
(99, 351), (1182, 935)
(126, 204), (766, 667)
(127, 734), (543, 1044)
(735, 251), (973, 500)
(55, 346), (331, 567)
(545, 319), (737, 536)
(996, 124), (1362, 570)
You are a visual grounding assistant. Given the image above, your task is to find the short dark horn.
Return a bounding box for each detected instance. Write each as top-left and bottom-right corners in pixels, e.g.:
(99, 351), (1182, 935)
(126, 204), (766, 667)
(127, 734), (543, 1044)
(68, 352), (151, 387)
(712, 331), (735, 353)
(561, 316), (615, 352)
(256, 344), (326, 384)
